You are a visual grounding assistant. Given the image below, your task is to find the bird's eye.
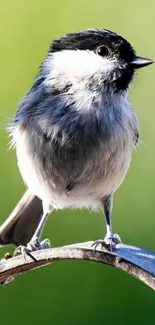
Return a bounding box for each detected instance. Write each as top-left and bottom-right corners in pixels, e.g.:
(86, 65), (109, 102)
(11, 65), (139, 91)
(96, 45), (109, 57)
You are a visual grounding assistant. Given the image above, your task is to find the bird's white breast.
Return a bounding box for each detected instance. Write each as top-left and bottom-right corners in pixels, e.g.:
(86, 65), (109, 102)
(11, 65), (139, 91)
(13, 110), (135, 212)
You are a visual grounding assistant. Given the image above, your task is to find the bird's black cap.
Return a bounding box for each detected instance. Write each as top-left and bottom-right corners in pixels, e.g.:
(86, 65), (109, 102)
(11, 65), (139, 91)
(50, 29), (135, 64)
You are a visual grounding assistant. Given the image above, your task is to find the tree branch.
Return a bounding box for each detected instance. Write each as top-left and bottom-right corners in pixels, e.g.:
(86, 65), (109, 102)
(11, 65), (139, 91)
(1, 241), (155, 289)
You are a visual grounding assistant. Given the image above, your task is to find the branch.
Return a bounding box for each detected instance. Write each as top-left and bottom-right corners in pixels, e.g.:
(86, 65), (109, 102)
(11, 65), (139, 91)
(1, 241), (155, 289)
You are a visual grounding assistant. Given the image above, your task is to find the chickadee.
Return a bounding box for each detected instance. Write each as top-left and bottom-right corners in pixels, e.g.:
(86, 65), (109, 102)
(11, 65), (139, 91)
(0, 29), (153, 258)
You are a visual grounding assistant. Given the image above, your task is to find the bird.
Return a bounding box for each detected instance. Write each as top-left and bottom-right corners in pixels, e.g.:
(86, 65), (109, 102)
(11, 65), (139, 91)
(0, 29), (153, 259)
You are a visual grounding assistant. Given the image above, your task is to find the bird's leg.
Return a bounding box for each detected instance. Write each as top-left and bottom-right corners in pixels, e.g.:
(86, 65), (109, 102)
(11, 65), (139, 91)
(26, 211), (51, 249)
(14, 209), (51, 261)
(92, 194), (121, 251)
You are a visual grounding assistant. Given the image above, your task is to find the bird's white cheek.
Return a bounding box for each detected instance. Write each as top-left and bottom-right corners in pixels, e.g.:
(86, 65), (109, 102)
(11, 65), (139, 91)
(44, 50), (117, 87)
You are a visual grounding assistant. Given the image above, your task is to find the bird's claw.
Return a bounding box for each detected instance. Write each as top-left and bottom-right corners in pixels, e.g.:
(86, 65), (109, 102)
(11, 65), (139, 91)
(14, 238), (51, 262)
(92, 233), (121, 252)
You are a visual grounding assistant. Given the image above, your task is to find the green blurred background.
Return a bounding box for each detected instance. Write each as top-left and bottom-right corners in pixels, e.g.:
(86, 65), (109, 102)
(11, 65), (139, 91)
(0, 0), (155, 324)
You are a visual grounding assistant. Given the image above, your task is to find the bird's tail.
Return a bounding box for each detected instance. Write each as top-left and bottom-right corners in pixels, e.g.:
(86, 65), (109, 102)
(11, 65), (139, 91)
(0, 190), (43, 246)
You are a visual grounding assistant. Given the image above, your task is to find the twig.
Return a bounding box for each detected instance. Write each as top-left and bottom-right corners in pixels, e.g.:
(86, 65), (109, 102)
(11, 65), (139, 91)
(0, 241), (155, 289)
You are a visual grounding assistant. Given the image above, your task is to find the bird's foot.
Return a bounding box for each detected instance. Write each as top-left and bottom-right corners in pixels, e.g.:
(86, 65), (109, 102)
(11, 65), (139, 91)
(14, 238), (51, 262)
(92, 233), (121, 252)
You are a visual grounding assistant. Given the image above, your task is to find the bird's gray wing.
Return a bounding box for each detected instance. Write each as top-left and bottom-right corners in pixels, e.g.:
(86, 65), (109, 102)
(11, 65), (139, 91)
(0, 190), (43, 247)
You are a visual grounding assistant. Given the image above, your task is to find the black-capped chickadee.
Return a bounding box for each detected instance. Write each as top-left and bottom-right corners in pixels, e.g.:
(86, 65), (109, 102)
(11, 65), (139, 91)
(0, 29), (153, 259)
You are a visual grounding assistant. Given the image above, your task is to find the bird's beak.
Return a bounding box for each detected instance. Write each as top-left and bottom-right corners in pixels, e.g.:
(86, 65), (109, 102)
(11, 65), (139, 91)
(129, 56), (154, 69)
